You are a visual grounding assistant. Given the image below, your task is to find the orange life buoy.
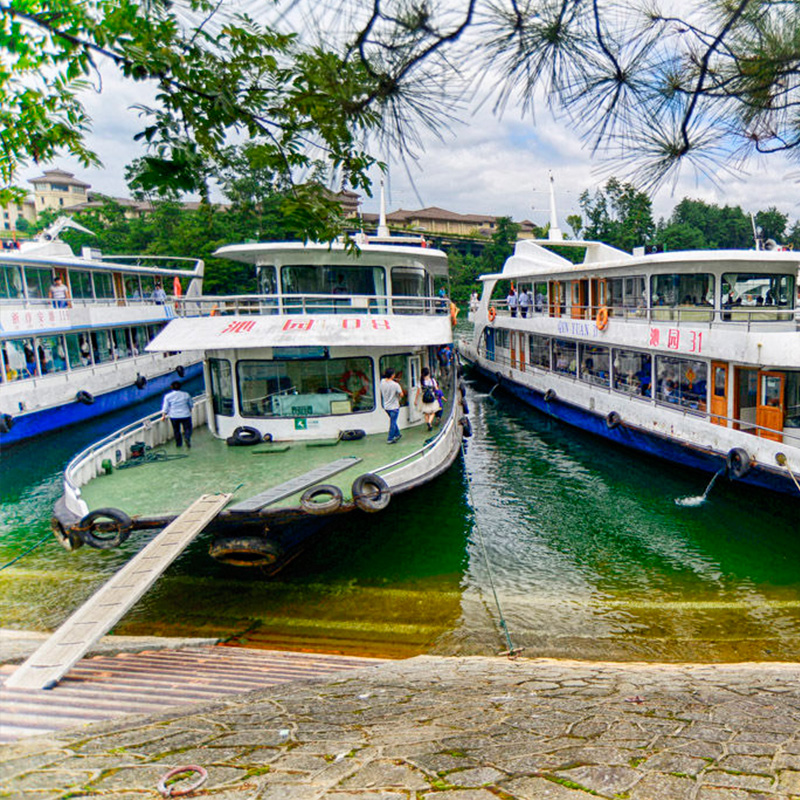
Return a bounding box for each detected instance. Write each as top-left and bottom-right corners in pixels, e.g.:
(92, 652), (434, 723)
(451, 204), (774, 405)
(596, 305), (609, 330)
(210, 304), (219, 316)
(487, 306), (497, 322)
(449, 301), (459, 327)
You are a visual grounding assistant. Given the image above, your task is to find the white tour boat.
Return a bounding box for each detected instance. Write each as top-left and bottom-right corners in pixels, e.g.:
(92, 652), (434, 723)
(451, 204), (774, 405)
(0, 219), (204, 446)
(460, 196), (800, 497)
(52, 227), (469, 572)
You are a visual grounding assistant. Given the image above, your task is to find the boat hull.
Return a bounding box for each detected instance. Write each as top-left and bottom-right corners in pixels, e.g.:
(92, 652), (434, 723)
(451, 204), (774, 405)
(465, 358), (798, 497)
(0, 362), (203, 448)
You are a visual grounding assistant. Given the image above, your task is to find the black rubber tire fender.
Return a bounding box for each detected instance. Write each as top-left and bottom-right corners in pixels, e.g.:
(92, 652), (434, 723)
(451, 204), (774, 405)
(352, 473), (391, 513)
(339, 429), (366, 441)
(209, 535), (282, 568)
(460, 416), (473, 438)
(228, 426), (262, 446)
(76, 390), (95, 405)
(300, 484), (344, 515)
(134, 374), (147, 390)
(605, 411), (622, 429)
(176, 365), (185, 378)
(459, 381), (467, 398)
(0, 412), (13, 433)
(77, 507), (132, 549)
(543, 389), (556, 403)
(461, 397), (470, 415)
(726, 447), (752, 480)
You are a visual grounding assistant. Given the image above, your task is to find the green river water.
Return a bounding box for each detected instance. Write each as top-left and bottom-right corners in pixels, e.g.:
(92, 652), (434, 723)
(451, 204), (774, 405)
(2, 372), (800, 662)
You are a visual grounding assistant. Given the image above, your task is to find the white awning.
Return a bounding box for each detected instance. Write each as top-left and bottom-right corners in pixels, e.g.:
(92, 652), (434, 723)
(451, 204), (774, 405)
(146, 314), (453, 351)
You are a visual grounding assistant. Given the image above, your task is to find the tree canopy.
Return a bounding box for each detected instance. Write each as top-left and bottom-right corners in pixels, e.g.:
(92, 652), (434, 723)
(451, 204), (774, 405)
(2, 0), (798, 237)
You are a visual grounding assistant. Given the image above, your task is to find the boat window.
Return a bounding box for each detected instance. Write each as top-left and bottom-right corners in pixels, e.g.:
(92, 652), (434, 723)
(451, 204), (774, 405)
(92, 271), (115, 300)
(208, 358), (234, 417)
(530, 334), (551, 369)
(651, 273), (714, 321)
(24, 266), (51, 300)
(784, 372), (800, 429)
(2, 338), (38, 380)
(494, 328), (510, 349)
(91, 330), (115, 364)
(379, 355), (409, 407)
(65, 333), (91, 369)
(721, 272), (795, 310)
(238, 355), (375, 417)
(281, 265), (385, 313)
(613, 349), (652, 397)
(391, 266), (429, 314)
(579, 344), (610, 387)
(131, 325), (149, 355)
(113, 327), (131, 358)
(69, 270), (93, 301)
(0, 264), (23, 298)
(257, 265), (277, 294)
(655, 355), (707, 410)
(624, 276), (646, 315)
(553, 339), (577, 376)
(36, 334), (67, 374)
(125, 275), (143, 301)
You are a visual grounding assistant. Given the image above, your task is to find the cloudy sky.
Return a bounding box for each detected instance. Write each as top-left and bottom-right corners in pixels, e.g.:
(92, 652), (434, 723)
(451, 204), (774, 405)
(18, 2), (800, 233)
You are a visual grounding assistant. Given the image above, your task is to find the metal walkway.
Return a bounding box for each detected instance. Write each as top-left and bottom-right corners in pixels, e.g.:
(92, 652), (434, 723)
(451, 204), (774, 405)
(0, 646), (385, 742)
(229, 456), (362, 512)
(5, 494), (231, 691)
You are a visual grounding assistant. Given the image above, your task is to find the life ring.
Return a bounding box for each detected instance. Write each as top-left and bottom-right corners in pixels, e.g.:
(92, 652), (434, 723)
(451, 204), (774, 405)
(339, 369), (370, 400)
(460, 416), (473, 438)
(176, 365), (185, 378)
(543, 389), (556, 402)
(76, 507), (132, 549)
(209, 535), (282, 568)
(487, 306), (497, 322)
(352, 473), (391, 513)
(596, 305), (609, 330)
(135, 374), (147, 390)
(0, 412), (13, 433)
(605, 411), (622, 429)
(449, 301), (459, 327)
(726, 447), (752, 479)
(226, 426), (262, 446)
(76, 390), (95, 405)
(339, 429), (366, 441)
(300, 484), (344, 515)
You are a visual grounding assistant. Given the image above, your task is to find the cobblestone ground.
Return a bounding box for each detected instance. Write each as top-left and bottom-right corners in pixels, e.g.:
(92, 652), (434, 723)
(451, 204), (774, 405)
(3, 656), (800, 799)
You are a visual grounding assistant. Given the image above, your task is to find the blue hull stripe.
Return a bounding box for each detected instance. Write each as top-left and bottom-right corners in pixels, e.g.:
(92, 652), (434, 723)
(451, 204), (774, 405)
(0, 362), (203, 448)
(474, 364), (795, 496)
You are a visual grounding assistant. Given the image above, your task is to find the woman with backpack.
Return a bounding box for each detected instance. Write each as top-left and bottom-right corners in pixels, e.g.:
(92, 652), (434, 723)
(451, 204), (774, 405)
(416, 367), (440, 431)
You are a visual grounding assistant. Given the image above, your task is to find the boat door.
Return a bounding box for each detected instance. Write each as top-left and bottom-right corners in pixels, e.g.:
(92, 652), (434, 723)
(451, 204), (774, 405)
(485, 328), (495, 361)
(757, 371), (785, 442)
(510, 332), (517, 369)
(710, 361), (728, 426)
(518, 332), (526, 372)
(407, 355), (422, 422)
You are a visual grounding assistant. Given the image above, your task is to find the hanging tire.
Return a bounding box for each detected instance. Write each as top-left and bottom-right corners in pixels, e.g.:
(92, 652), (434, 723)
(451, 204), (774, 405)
(459, 381), (467, 398)
(300, 484), (344, 515)
(461, 397), (470, 415)
(726, 447), (752, 479)
(134, 374), (147, 390)
(209, 536), (282, 568)
(76, 390), (95, 405)
(460, 416), (473, 438)
(176, 365), (185, 378)
(544, 389), (556, 403)
(0, 412), (13, 433)
(352, 473), (391, 513)
(226, 426), (262, 446)
(76, 507), (132, 549)
(339, 429), (366, 441)
(605, 411), (622, 429)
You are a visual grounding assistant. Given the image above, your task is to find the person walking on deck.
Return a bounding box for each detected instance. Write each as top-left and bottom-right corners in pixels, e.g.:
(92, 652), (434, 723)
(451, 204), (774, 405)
(162, 380), (194, 449)
(380, 368), (404, 443)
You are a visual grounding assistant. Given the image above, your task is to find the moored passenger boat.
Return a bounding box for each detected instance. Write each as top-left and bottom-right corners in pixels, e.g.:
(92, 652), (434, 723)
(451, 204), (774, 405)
(0, 219), (204, 446)
(460, 210), (800, 496)
(52, 231), (469, 572)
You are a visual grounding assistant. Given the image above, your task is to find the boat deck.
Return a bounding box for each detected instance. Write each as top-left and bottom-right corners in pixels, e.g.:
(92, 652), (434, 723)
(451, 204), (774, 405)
(79, 420), (440, 517)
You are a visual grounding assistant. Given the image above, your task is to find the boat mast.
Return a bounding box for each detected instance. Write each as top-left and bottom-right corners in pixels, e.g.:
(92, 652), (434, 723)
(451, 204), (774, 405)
(377, 180), (390, 238)
(547, 171), (564, 242)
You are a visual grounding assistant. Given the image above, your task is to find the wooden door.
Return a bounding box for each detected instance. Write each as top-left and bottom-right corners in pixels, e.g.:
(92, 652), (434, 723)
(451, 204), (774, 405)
(757, 371), (784, 442)
(549, 282), (560, 317)
(518, 332), (526, 372)
(510, 331), (517, 370)
(113, 273), (125, 306)
(710, 361), (728, 426)
(570, 281), (581, 319)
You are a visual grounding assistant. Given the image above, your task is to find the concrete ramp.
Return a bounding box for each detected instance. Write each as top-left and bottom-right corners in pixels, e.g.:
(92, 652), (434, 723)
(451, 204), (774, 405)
(5, 493), (231, 690)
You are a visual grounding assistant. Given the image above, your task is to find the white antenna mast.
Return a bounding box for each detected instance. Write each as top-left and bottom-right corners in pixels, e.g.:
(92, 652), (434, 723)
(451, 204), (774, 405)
(377, 180), (390, 238)
(547, 171), (564, 242)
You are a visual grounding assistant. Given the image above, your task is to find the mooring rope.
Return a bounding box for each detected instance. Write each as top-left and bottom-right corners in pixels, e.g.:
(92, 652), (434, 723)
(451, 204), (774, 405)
(460, 439), (521, 659)
(0, 531), (53, 572)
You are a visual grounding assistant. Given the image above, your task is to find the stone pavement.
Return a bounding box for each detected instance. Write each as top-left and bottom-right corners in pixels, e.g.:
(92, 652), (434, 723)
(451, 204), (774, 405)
(3, 655), (800, 799)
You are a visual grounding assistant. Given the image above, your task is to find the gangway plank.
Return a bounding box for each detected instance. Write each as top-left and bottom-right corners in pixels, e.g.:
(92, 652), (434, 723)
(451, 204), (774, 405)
(5, 493), (231, 691)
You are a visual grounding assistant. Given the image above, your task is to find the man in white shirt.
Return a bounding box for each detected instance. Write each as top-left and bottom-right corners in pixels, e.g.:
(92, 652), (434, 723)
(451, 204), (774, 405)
(506, 289), (518, 317)
(162, 381), (194, 448)
(379, 368), (404, 443)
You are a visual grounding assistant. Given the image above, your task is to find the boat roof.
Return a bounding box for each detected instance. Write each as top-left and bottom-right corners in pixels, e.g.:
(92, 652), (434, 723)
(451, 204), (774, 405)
(147, 314), (453, 351)
(480, 239), (800, 280)
(214, 239), (449, 276)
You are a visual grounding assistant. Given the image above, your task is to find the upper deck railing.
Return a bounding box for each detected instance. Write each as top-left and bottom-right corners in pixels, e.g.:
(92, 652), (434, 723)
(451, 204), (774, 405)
(174, 293), (452, 318)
